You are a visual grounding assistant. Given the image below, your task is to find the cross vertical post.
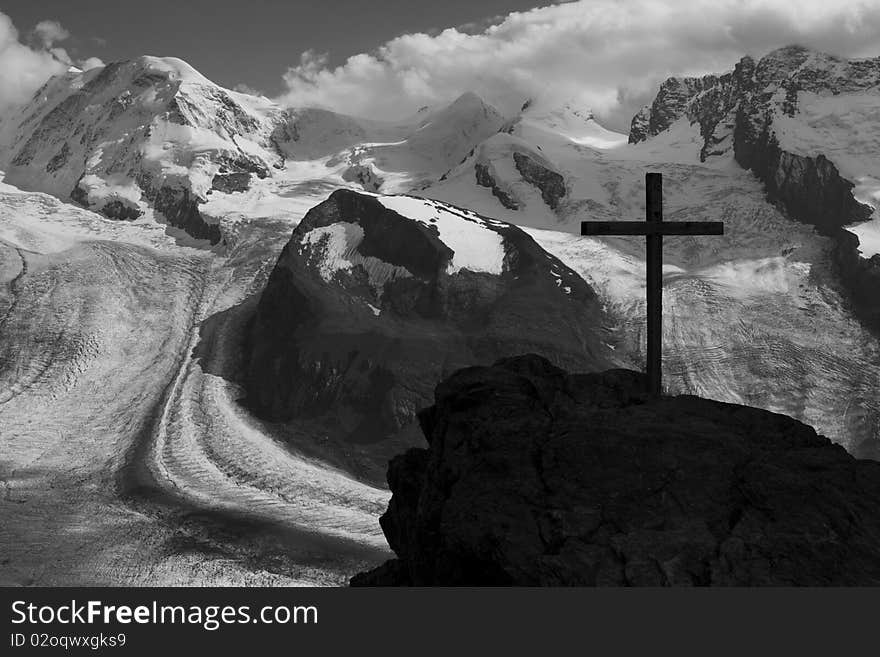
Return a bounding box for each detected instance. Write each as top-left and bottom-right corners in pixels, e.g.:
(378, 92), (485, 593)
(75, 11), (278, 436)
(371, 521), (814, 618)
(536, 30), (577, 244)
(645, 173), (663, 396)
(580, 172), (724, 397)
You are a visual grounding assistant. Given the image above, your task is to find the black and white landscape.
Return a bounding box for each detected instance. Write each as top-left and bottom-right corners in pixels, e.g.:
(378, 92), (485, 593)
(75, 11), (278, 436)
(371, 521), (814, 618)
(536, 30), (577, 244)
(1, 2), (879, 586)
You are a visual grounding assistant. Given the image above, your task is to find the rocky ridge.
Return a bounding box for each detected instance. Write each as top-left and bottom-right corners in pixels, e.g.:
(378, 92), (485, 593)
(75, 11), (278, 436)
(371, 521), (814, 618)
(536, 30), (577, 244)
(353, 354), (880, 586)
(629, 46), (880, 331)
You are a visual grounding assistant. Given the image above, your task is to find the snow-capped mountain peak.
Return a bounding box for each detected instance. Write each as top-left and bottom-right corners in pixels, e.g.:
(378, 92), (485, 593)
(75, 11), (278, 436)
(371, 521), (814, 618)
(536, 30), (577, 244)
(627, 44), (880, 261)
(0, 55), (286, 243)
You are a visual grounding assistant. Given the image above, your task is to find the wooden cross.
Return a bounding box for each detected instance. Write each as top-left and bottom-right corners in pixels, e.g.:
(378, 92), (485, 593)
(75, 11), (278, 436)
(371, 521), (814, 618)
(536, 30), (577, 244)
(581, 173), (724, 396)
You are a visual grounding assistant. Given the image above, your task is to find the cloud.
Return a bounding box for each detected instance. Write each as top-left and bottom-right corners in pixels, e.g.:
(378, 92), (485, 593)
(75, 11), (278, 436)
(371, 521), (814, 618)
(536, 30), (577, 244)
(0, 13), (101, 113)
(0, 12), (68, 113)
(233, 82), (265, 96)
(32, 19), (69, 48)
(79, 56), (105, 71)
(276, 0), (880, 131)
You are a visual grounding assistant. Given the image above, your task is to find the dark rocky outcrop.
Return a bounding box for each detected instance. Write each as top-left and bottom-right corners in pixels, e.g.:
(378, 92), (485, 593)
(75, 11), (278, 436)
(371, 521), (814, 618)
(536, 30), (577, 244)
(210, 155), (272, 194)
(513, 152), (566, 210)
(628, 75), (720, 144)
(100, 199), (143, 221)
(731, 101), (874, 236)
(45, 142), (71, 174)
(70, 177), (143, 222)
(475, 163), (519, 210)
(150, 184), (222, 244)
(352, 355), (880, 586)
(211, 172), (252, 194)
(833, 234), (880, 331)
(342, 164), (384, 192)
(244, 191), (615, 469)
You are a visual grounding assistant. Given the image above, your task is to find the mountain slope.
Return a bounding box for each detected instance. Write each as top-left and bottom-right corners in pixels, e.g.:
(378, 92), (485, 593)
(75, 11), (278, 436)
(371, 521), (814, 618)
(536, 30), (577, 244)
(0, 57), (288, 244)
(243, 189), (618, 479)
(627, 46), (880, 329)
(0, 57), (509, 247)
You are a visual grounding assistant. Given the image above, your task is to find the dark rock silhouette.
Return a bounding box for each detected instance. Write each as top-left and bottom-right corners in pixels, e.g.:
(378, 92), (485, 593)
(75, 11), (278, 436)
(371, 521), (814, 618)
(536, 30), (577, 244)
(244, 191), (616, 464)
(352, 354), (880, 586)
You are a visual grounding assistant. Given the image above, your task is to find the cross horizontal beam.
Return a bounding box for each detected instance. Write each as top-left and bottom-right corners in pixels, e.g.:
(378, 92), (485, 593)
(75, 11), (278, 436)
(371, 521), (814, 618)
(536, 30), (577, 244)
(581, 221), (724, 236)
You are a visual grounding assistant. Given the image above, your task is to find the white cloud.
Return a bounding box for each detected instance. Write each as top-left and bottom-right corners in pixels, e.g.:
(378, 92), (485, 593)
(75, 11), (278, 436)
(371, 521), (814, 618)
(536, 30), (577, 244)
(0, 12), (67, 113)
(276, 0), (880, 131)
(80, 56), (105, 71)
(32, 19), (70, 49)
(0, 13), (101, 113)
(233, 82), (265, 96)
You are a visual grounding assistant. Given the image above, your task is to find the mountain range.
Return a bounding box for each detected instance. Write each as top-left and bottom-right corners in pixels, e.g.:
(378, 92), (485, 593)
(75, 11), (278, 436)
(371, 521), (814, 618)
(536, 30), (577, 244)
(0, 44), (878, 585)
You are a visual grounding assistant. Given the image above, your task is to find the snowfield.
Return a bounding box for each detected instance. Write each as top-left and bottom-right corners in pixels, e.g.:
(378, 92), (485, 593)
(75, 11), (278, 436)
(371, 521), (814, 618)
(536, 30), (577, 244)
(0, 175), (389, 585)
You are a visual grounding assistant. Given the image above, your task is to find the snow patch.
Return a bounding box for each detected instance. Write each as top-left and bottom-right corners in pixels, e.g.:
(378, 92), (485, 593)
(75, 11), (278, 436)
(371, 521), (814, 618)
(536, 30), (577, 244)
(300, 222), (362, 281)
(848, 216), (880, 259)
(521, 101), (627, 149)
(377, 195), (506, 275)
(299, 220), (413, 292)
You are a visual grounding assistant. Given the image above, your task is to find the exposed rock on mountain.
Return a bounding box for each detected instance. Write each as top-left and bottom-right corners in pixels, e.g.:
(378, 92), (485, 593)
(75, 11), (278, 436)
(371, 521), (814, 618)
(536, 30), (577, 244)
(513, 152), (566, 209)
(474, 161), (519, 210)
(0, 67), (509, 242)
(211, 172), (253, 194)
(342, 163), (384, 193)
(629, 45), (880, 331)
(244, 190), (617, 458)
(628, 75), (720, 145)
(430, 100), (620, 225)
(352, 354), (880, 586)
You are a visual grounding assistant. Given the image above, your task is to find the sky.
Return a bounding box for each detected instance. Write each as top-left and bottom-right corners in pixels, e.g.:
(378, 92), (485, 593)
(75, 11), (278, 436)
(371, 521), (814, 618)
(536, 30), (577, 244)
(0, 0), (543, 92)
(2, 0), (880, 130)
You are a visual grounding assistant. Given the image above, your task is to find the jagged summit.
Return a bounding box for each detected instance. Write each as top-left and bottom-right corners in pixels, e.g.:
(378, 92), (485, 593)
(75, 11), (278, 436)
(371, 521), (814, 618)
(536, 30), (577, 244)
(626, 44), (880, 331)
(629, 45), (880, 146)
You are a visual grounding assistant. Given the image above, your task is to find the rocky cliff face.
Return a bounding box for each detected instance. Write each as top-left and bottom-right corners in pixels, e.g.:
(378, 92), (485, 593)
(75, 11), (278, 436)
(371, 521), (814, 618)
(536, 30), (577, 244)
(474, 161), (519, 210)
(352, 355), (880, 586)
(244, 191), (617, 459)
(628, 74), (723, 145)
(512, 152), (566, 210)
(629, 46), (880, 332)
(629, 46), (880, 162)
